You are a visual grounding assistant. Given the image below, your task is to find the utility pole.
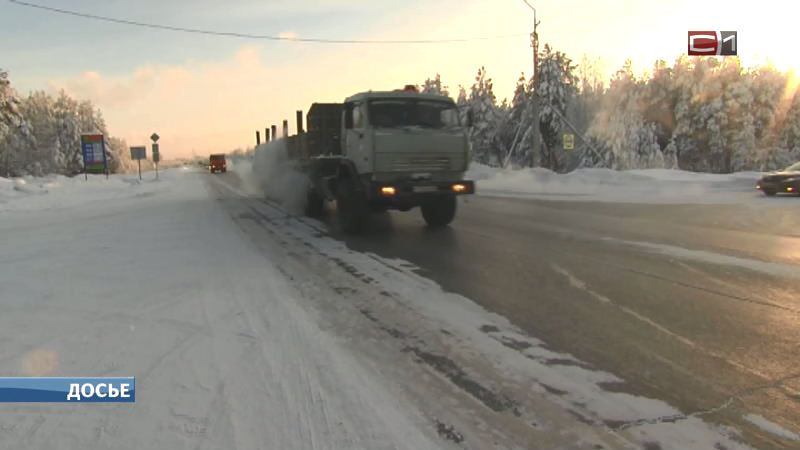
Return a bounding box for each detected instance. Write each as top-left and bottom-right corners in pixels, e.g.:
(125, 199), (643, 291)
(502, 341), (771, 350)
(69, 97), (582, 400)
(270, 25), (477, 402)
(522, 0), (542, 168)
(523, 0), (540, 87)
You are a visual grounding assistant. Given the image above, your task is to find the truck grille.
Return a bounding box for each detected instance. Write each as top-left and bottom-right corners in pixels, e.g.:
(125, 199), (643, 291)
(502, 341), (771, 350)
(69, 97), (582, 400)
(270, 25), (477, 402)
(389, 156), (451, 172)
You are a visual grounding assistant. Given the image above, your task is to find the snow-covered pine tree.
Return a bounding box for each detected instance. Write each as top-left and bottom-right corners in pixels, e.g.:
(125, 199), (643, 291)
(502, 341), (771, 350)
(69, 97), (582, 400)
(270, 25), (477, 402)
(20, 91), (62, 175)
(721, 60), (756, 172)
(50, 91), (84, 175)
(748, 65), (790, 170)
(0, 68), (14, 176)
(421, 74), (450, 97)
(0, 69), (35, 177)
(454, 84), (474, 162)
(468, 67), (500, 165)
(667, 55), (696, 170)
(501, 73), (535, 167)
(642, 60), (678, 168)
(535, 45), (577, 171)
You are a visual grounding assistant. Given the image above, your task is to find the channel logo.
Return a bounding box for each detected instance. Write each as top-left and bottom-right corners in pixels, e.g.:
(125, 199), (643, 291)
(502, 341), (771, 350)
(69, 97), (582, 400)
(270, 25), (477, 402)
(688, 31), (737, 56)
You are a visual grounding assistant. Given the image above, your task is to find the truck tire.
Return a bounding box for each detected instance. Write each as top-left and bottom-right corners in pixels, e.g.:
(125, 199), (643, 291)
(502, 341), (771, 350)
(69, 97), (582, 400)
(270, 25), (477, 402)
(336, 178), (368, 234)
(305, 188), (325, 218)
(421, 195), (457, 228)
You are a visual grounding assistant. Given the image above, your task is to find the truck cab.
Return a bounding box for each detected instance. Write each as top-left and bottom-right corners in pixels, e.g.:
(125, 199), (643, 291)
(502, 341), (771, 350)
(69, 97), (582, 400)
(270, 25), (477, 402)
(341, 89), (471, 186)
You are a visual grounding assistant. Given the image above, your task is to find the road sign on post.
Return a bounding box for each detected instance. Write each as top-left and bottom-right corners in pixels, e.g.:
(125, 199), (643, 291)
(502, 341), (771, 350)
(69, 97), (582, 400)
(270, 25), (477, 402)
(562, 133), (575, 151)
(81, 134), (108, 180)
(152, 143), (160, 180)
(130, 146), (147, 180)
(150, 133), (160, 180)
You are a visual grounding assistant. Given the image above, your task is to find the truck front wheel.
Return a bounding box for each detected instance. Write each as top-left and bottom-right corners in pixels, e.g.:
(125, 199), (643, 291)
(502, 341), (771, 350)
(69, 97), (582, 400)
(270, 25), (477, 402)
(421, 195), (457, 228)
(305, 188), (325, 218)
(336, 178), (368, 234)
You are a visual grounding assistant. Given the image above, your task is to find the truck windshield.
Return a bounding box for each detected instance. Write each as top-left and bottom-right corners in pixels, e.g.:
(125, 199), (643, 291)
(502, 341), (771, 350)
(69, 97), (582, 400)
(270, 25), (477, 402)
(368, 99), (460, 130)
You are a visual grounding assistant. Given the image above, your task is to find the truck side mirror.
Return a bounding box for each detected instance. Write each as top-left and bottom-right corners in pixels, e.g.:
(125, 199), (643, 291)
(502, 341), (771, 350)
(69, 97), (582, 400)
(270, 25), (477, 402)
(344, 103), (354, 129)
(466, 109), (474, 128)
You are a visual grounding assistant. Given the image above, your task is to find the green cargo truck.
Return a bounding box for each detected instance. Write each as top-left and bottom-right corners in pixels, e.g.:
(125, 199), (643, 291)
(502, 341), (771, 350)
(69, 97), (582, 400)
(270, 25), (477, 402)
(282, 86), (475, 234)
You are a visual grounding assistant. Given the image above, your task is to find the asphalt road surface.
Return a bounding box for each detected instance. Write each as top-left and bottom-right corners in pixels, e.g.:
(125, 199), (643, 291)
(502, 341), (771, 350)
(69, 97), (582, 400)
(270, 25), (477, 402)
(222, 171), (800, 449)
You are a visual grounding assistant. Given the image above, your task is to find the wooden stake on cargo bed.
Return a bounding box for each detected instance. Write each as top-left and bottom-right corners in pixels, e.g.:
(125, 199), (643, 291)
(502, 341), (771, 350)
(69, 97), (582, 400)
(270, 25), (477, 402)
(296, 110), (304, 134)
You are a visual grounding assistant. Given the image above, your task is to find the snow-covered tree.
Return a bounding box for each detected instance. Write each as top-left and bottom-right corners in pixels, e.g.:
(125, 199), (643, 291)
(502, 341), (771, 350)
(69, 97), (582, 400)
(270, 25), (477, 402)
(19, 91), (61, 175)
(500, 73), (535, 167)
(467, 67), (501, 165)
(0, 69), (35, 177)
(583, 61), (664, 170)
(768, 90), (800, 168)
(421, 74), (450, 97)
(107, 136), (137, 173)
(535, 45), (578, 171)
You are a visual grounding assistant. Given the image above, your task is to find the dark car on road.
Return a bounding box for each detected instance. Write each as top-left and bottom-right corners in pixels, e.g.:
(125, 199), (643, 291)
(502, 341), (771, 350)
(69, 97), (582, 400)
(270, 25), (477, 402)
(757, 162), (800, 196)
(209, 154), (227, 173)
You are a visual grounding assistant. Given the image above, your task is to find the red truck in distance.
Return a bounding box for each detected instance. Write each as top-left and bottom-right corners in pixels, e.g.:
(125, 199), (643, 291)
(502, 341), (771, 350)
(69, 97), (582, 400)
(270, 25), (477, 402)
(209, 154), (227, 173)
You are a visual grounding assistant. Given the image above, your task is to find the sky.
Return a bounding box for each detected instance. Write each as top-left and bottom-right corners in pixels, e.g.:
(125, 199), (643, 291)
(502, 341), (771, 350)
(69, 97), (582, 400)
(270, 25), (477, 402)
(0, 0), (797, 158)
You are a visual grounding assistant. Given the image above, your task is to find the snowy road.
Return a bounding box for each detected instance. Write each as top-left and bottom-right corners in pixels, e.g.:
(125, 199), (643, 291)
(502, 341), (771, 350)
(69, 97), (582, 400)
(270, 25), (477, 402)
(0, 167), (796, 449)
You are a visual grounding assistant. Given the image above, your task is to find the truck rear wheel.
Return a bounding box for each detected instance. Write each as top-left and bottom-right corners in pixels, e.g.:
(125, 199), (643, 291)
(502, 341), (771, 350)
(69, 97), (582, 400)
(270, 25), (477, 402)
(421, 195), (457, 228)
(336, 178), (368, 234)
(305, 188), (325, 218)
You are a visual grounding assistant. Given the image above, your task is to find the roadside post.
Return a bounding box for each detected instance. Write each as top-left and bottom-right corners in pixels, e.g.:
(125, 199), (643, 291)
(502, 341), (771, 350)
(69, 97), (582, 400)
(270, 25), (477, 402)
(80, 134), (108, 181)
(150, 133), (160, 180)
(152, 144), (160, 180)
(130, 146), (147, 180)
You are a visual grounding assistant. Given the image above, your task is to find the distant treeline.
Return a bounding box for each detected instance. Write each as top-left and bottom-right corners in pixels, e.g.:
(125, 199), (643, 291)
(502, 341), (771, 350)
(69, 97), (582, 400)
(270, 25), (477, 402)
(428, 47), (800, 173)
(0, 69), (135, 177)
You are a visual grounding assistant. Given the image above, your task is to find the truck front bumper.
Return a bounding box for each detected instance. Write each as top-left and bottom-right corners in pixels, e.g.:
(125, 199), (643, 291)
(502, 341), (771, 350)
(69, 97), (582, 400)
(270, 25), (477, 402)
(367, 180), (475, 205)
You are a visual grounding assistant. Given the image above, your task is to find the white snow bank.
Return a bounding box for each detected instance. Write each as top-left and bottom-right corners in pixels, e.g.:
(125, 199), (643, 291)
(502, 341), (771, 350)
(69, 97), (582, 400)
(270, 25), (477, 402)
(0, 168), (445, 450)
(468, 163), (774, 205)
(0, 169), (188, 213)
(744, 414), (799, 441)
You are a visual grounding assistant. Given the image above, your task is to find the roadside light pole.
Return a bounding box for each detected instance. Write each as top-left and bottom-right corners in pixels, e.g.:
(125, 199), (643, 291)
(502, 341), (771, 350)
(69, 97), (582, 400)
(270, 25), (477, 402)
(522, 0), (540, 86)
(522, 0), (542, 168)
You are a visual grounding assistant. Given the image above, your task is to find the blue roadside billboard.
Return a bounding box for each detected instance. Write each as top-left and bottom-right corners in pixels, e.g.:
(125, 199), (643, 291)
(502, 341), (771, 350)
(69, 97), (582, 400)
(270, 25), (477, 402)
(81, 134), (108, 175)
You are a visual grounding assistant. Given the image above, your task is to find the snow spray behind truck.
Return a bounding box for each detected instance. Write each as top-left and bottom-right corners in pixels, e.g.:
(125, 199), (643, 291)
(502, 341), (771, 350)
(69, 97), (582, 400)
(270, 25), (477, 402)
(257, 86), (475, 233)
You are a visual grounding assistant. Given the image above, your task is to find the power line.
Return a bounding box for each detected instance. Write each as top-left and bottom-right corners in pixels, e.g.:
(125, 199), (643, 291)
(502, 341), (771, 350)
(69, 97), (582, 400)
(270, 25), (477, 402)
(7, 0), (528, 44)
